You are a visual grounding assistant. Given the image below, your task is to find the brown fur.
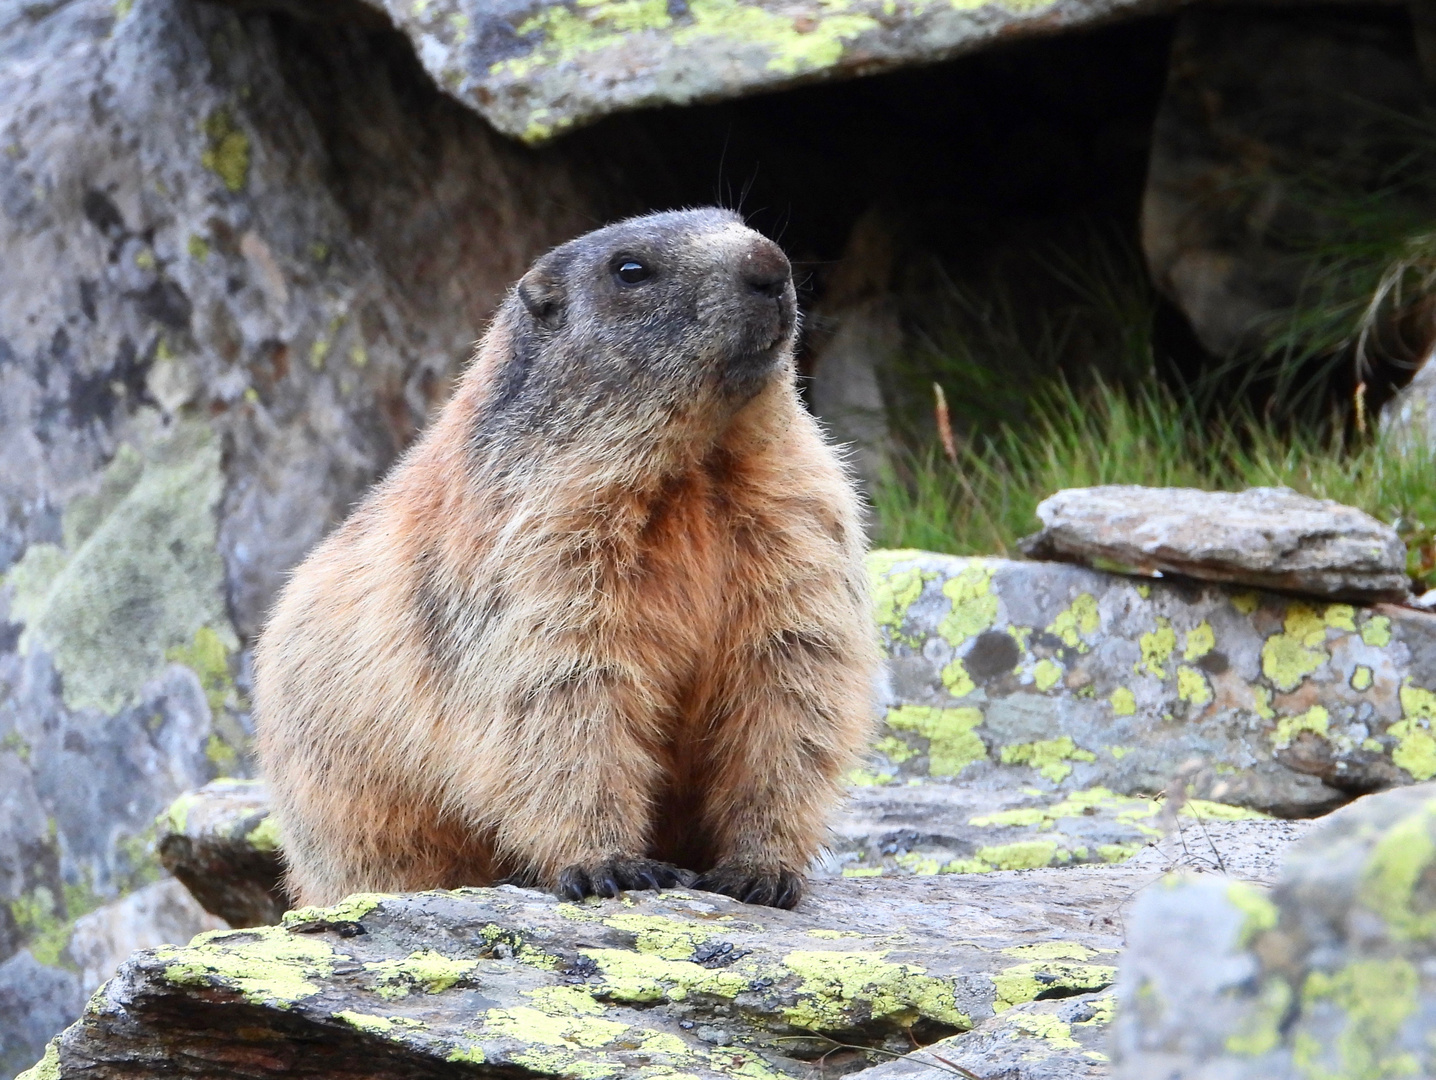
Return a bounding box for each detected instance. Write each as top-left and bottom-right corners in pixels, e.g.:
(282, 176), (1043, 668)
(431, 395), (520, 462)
(254, 209), (876, 908)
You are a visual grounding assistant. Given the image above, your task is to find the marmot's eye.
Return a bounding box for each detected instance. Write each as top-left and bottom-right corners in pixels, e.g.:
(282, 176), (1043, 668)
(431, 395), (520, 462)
(614, 258), (651, 286)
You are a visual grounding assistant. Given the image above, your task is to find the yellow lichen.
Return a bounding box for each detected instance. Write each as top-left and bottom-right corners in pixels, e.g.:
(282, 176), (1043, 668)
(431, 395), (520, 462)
(1358, 800), (1436, 939)
(884, 705), (986, 778)
(975, 840), (1059, 870)
(1272, 706), (1330, 751)
(940, 656), (976, 697)
(1032, 658), (1063, 692)
(1182, 621), (1215, 661)
(1352, 665), (1374, 692)
(782, 950), (969, 1030)
(1109, 687), (1137, 716)
(1135, 619), (1176, 679)
(201, 108), (250, 192)
(1046, 594), (1099, 651)
(14, 1040), (60, 1080)
(1261, 605), (1330, 692)
(1388, 683), (1436, 781)
(156, 925), (338, 1007)
(999, 737), (1095, 783)
(868, 551), (926, 638)
(1361, 615), (1392, 648)
(1176, 665), (1211, 706)
(364, 950), (477, 999)
(1298, 959), (1419, 1078)
(336, 1011), (426, 1037)
(991, 952), (1116, 1012)
(937, 561), (999, 648)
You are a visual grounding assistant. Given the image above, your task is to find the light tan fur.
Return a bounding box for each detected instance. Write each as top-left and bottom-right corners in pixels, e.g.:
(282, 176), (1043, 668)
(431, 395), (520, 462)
(255, 213), (876, 907)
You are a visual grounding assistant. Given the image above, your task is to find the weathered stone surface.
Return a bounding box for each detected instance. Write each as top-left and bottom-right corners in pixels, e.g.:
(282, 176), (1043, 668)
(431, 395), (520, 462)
(866, 550), (1436, 818)
(833, 781), (1312, 881)
(0, 0), (620, 1070)
(1020, 486), (1410, 602)
(1111, 782), (1436, 1079)
(351, 0), (1184, 143)
(26, 872), (1140, 1079)
(157, 780), (287, 929)
(1143, 8), (1429, 362)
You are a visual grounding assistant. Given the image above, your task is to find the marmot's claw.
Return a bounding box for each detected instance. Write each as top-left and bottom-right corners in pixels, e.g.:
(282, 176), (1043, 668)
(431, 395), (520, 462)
(692, 866), (804, 909)
(554, 857), (689, 900)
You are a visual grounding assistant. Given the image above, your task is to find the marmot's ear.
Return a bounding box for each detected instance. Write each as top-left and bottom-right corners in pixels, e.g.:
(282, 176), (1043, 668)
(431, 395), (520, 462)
(517, 263), (565, 331)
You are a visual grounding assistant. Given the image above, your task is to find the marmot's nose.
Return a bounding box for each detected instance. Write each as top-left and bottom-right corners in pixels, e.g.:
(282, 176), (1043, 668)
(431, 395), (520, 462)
(739, 238), (791, 299)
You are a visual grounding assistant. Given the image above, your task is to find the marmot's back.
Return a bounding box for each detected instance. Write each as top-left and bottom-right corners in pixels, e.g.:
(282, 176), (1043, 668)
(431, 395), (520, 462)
(255, 208), (876, 909)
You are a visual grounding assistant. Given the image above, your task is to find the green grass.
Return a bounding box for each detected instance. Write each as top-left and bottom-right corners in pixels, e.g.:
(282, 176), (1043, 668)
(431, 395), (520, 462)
(871, 376), (1436, 591)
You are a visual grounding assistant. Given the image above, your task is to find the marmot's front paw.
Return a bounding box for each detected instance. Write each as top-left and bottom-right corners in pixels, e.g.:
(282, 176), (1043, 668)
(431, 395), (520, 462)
(555, 857), (692, 901)
(692, 865), (803, 909)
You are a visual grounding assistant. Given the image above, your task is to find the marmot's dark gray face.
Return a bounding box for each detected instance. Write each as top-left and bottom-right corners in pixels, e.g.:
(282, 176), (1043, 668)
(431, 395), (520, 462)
(488, 208), (797, 437)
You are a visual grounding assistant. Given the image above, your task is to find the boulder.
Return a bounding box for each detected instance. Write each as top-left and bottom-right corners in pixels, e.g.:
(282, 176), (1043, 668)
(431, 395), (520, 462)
(867, 550), (1436, 817)
(0, 0), (620, 1070)
(23, 869), (1138, 1079)
(1019, 486), (1410, 602)
(1142, 8), (1430, 362)
(1111, 781), (1436, 1078)
(349, 0), (1188, 143)
(156, 780), (288, 929)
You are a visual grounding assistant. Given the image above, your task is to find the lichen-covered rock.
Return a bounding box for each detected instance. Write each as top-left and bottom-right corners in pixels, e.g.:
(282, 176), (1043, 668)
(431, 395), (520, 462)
(28, 872), (1142, 1079)
(856, 992), (1112, 1079)
(866, 551), (1436, 818)
(350, 0), (1182, 142)
(833, 781), (1312, 881)
(1142, 8), (1430, 361)
(0, 0), (618, 1070)
(156, 780), (287, 929)
(1111, 781), (1436, 1079)
(146, 768), (1310, 928)
(1020, 486), (1410, 602)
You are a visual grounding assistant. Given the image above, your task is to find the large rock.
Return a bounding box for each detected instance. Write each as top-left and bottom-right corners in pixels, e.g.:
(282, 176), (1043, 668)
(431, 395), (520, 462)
(1143, 8), (1429, 362)
(1020, 486), (1410, 602)
(348, 0), (1188, 143)
(867, 550), (1436, 818)
(1111, 781), (1436, 1078)
(0, 0), (621, 1070)
(26, 870), (1139, 1079)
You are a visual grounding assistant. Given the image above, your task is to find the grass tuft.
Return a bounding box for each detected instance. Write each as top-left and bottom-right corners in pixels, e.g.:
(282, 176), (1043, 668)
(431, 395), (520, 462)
(872, 377), (1436, 592)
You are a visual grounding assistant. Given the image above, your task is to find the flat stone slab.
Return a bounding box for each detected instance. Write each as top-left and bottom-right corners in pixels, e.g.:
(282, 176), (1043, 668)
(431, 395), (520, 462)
(1111, 782), (1436, 1079)
(867, 551), (1436, 816)
(29, 870), (1148, 1079)
(1019, 486), (1410, 602)
(354, 0), (1182, 142)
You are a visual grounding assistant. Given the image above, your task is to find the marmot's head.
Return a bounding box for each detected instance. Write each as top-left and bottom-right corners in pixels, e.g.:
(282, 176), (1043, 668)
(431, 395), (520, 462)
(479, 208), (797, 443)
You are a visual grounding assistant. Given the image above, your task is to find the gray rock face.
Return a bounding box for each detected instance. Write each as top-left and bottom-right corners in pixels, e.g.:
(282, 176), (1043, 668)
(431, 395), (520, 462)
(350, 0), (1182, 142)
(1020, 486), (1410, 602)
(1382, 356), (1436, 449)
(867, 550), (1436, 820)
(1143, 8), (1429, 362)
(0, 0), (621, 1071)
(1112, 782), (1436, 1079)
(26, 871), (1141, 1079)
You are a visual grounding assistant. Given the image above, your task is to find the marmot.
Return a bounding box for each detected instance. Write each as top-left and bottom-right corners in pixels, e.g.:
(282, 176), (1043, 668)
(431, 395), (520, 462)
(254, 208), (876, 910)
